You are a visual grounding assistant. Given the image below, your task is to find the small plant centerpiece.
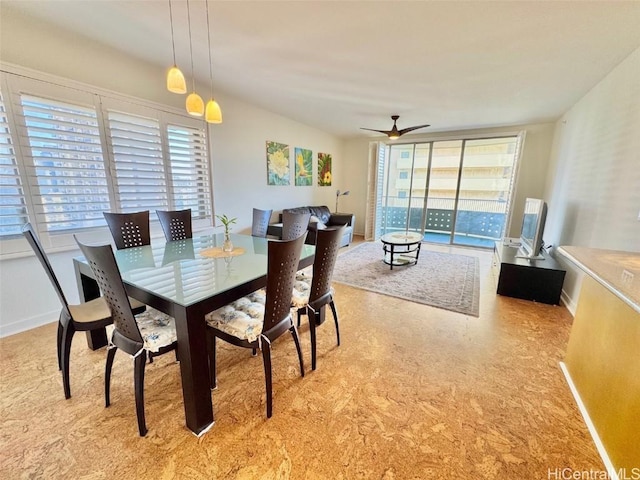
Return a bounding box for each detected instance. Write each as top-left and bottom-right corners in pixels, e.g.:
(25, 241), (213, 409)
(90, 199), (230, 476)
(216, 213), (237, 252)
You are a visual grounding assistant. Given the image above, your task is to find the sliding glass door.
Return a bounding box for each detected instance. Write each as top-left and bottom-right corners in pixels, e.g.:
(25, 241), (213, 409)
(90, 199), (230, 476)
(453, 137), (518, 247)
(377, 135), (520, 248)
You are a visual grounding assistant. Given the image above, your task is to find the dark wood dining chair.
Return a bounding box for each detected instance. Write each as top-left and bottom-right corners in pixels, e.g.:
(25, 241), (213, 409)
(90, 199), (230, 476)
(22, 223), (146, 399)
(292, 225), (345, 370)
(251, 208), (272, 238)
(205, 233), (307, 418)
(282, 211), (311, 241)
(75, 237), (178, 437)
(103, 211), (150, 249)
(156, 208), (193, 241)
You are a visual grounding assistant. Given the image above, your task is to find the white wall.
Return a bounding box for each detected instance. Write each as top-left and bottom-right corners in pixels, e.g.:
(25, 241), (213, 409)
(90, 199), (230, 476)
(544, 47), (640, 308)
(0, 9), (344, 336)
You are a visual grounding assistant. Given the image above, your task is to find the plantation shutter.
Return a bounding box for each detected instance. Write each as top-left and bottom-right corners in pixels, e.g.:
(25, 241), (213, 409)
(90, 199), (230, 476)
(365, 141), (387, 241)
(19, 94), (110, 232)
(105, 110), (168, 212)
(0, 89), (29, 237)
(167, 123), (211, 219)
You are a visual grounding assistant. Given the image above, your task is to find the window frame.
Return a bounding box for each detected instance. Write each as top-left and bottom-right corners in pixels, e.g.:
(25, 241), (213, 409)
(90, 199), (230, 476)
(0, 65), (214, 258)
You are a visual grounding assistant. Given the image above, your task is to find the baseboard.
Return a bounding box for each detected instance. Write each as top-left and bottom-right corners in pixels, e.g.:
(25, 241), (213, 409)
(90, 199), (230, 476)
(0, 311), (57, 338)
(560, 289), (578, 316)
(559, 362), (618, 480)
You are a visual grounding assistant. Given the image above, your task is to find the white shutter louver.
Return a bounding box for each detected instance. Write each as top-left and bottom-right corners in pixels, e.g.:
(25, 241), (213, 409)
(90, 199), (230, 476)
(0, 90), (29, 237)
(167, 124), (211, 219)
(20, 94), (110, 232)
(107, 111), (168, 212)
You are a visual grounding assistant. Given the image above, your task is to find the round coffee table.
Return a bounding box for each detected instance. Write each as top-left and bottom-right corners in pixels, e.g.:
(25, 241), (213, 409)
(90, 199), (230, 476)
(380, 231), (423, 270)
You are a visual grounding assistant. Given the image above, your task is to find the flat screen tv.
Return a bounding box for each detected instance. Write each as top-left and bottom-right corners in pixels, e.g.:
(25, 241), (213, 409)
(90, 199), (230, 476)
(517, 197), (547, 260)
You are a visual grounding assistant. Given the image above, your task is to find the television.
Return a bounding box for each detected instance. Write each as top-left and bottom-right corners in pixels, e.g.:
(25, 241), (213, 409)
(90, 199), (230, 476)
(516, 197), (547, 260)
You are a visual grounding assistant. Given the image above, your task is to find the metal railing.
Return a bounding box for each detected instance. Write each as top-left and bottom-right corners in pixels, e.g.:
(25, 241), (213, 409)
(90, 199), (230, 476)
(381, 197), (507, 244)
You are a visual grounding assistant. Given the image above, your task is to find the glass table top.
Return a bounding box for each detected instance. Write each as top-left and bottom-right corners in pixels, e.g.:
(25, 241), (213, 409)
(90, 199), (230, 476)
(80, 233), (315, 308)
(380, 231), (423, 245)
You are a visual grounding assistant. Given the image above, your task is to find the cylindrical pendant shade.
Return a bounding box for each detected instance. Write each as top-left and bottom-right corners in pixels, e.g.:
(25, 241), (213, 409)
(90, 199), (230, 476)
(167, 66), (187, 94)
(186, 92), (204, 117)
(205, 99), (223, 124)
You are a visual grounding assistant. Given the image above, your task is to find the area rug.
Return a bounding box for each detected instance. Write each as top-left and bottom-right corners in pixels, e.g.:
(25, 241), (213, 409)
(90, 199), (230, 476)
(332, 242), (480, 317)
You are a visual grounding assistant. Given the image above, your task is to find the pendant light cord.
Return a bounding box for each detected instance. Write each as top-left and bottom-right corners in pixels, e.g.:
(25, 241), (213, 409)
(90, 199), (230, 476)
(186, 0), (196, 92)
(206, 0), (214, 98)
(168, 0), (177, 65)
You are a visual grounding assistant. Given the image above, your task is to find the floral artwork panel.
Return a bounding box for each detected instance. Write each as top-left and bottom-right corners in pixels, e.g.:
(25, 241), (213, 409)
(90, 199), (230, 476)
(294, 147), (313, 186)
(317, 152), (332, 186)
(266, 141), (290, 185)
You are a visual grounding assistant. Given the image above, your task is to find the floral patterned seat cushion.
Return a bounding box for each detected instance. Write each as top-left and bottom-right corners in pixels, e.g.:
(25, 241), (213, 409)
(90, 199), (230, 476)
(107, 308), (177, 353)
(291, 273), (335, 308)
(205, 290), (267, 342)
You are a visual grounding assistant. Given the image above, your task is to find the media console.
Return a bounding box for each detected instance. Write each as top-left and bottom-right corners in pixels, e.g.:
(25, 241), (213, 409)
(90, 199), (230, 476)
(493, 241), (566, 305)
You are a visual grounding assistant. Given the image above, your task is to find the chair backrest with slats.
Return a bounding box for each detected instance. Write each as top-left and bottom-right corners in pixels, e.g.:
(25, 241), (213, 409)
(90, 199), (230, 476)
(282, 211), (311, 241)
(308, 225), (345, 310)
(262, 234), (306, 332)
(22, 223), (71, 319)
(251, 208), (272, 238)
(75, 239), (144, 355)
(156, 209), (193, 241)
(103, 211), (150, 250)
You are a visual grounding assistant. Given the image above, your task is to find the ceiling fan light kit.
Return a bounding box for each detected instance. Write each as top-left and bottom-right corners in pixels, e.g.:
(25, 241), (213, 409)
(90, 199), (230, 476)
(361, 115), (430, 139)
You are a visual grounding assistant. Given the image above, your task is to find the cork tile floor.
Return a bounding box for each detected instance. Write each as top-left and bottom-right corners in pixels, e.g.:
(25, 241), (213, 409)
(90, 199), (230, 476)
(0, 242), (603, 479)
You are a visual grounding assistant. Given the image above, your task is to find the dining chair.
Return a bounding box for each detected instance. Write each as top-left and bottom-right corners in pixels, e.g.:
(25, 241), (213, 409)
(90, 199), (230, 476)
(205, 233), (307, 418)
(291, 225), (345, 370)
(282, 211), (311, 241)
(103, 211), (150, 249)
(251, 208), (272, 238)
(156, 208), (193, 242)
(22, 223), (146, 399)
(75, 238), (178, 437)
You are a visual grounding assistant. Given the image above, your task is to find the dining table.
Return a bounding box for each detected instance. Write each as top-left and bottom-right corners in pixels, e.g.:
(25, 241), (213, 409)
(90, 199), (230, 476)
(73, 232), (315, 436)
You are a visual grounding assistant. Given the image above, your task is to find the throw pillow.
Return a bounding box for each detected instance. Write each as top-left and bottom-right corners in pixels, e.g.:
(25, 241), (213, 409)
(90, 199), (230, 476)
(309, 215), (327, 230)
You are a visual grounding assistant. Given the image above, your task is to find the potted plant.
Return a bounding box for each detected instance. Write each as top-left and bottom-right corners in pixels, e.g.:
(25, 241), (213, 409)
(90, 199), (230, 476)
(216, 214), (237, 252)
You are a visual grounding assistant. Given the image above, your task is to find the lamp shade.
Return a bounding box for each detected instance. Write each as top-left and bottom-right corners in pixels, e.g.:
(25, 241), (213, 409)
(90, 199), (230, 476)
(186, 92), (204, 117)
(167, 66), (187, 94)
(205, 99), (223, 123)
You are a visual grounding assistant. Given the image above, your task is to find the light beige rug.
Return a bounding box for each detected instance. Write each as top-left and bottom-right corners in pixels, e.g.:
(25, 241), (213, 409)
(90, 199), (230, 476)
(332, 241), (480, 317)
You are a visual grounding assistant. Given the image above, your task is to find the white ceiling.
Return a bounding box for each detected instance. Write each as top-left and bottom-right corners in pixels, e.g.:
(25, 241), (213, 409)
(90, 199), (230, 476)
(4, 0), (640, 139)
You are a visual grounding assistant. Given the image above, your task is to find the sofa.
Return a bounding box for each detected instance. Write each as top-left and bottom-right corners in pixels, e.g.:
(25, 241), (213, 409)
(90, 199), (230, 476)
(266, 205), (355, 247)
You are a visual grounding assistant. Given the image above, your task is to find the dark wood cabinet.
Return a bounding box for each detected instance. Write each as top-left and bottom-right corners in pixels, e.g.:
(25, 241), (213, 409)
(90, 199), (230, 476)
(493, 242), (566, 305)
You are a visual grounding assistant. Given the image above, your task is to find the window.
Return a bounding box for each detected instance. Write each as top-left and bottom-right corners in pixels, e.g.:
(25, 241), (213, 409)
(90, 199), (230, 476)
(105, 110), (168, 213)
(0, 71), (212, 254)
(0, 91), (29, 236)
(370, 134), (523, 248)
(22, 94), (110, 232)
(166, 122), (211, 219)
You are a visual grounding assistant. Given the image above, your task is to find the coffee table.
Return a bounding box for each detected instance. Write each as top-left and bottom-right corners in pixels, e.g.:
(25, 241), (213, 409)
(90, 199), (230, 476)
(380, 231), (423, 270)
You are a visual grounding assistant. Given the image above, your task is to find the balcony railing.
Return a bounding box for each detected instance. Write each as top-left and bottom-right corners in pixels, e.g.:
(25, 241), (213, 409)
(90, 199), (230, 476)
(380, 197), (507, 247)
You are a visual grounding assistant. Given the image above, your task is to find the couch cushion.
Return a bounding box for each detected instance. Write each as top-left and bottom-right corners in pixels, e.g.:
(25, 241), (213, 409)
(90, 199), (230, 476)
(283, 206), (331, 224)
(308, 206), (331, 223)
(309, 215), (327, 230)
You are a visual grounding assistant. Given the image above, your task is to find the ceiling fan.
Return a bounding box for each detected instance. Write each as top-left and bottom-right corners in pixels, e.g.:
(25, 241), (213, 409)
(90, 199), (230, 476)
(361, 115), (430, 139)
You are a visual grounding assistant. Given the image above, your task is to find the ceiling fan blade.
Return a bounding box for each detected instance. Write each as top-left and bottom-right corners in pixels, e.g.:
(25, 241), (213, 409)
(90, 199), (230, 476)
(360, 127), (392, 135)
(397, 124), (431, 136)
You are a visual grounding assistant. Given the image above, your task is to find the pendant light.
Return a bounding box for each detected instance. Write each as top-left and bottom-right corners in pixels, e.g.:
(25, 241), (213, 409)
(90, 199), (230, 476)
(185, 0), (204, 116)
(204, 0), (223, 124)
(166, 0), (186, 94)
